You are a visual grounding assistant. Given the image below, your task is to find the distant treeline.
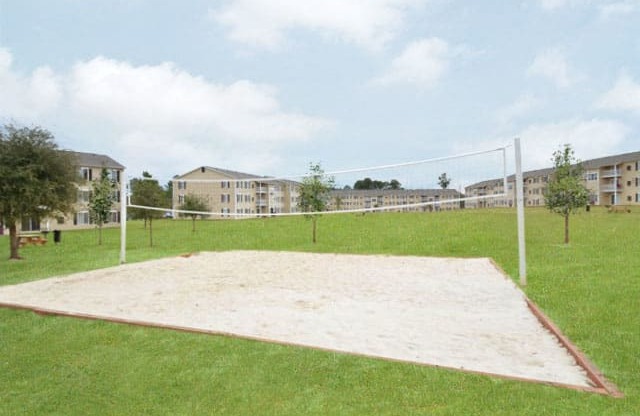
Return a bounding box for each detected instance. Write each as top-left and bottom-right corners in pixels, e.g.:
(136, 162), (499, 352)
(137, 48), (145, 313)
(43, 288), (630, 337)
(343, 178), (403, 190)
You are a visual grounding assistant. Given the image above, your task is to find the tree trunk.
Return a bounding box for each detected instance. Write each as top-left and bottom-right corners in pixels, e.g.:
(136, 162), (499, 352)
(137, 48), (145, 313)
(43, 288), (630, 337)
(149, 218), (154, 247)
(312, 217), (317, 244)
(98, 224), (103, 246)
(9, 223), (20, 260)
(564, 214), (570, 244)
(192, 217), (196, 232)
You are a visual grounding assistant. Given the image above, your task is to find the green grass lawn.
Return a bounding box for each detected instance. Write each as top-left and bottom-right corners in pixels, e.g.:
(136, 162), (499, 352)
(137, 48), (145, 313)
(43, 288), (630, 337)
(1, 207), (639, 415)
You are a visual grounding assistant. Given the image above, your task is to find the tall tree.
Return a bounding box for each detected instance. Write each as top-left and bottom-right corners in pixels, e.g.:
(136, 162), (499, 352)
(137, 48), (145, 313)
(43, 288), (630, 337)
(0, 124), (78, 259)
(130, 172), (167, 247)
(180, 195), (209, 232)
(544, 144), (589, 244)
(438, 173), (451, 189)
(297, 163), (335, 243)
(89, 168), (115, 245)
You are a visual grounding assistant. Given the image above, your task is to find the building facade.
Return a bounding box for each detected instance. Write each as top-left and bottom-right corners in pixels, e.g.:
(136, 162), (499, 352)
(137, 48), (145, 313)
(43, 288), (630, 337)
(465, 151), (640, 208)
(4, 151), (126, 233)
(172, 166), (299, 218)
(327, 189), (463, 212)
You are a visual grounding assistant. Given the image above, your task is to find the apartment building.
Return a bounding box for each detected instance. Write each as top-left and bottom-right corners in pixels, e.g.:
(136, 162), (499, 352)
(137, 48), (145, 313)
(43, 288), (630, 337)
(327, 188), (463, 212)
(11, 151), (126, 232)
(172, 166), (299, 218)
(465, 150), (640, 208)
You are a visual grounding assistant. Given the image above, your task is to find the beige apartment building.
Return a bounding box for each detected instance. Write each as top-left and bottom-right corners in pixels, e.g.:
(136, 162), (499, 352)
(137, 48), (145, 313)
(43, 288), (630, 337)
(465, 150), (640, 208)
(172, 166), (299, 218)
(327, 189), (463, 212)
(7, 151), (126, 233)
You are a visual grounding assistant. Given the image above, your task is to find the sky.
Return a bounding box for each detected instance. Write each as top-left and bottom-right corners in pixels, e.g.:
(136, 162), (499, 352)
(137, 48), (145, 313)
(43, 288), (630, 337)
(1, 0), (639, 187)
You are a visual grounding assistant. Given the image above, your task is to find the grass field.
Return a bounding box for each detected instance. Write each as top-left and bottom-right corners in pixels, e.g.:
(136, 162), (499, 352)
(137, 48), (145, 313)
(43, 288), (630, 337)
(1, 207), (638, 415)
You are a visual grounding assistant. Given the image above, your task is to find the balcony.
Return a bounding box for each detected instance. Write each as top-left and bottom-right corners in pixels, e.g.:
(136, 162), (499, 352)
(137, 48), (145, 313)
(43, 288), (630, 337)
(600, 169), (621, 178)
(600, 184), (621, 193)
(256, 186), (268, 194)
(256, 199), (267, 207)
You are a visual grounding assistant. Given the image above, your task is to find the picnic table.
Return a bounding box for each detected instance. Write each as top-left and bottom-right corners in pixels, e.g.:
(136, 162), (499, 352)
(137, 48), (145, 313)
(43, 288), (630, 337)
(18, 233), (48, 247)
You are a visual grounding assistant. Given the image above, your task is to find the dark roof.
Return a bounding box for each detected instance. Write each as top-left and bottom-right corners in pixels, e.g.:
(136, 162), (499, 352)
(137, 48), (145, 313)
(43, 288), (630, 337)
(330, 188), (462, 197)
(178, 166), (269, 180)
(65, 151), (125, 170)
(582, 150), (640, 169)
(466, 150), (640, 190)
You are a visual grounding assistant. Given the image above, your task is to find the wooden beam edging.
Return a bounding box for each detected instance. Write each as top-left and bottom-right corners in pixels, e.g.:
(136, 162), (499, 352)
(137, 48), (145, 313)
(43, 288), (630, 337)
(0, 300), (623, 396)
(525, 298), (623, 398)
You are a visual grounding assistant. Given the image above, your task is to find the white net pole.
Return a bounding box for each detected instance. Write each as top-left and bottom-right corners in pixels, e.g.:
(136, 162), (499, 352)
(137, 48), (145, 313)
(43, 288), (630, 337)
(515, 138), (526, 286)
(119, 169), (127, 264)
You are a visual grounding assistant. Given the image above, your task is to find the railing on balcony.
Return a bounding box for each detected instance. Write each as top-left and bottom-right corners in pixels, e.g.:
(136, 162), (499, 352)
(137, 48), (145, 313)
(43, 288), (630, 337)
(600, 169), (621, 178)
(256, 186), (268, 194)
(256, 199), (267, 207)
(600, 184), (622, 193)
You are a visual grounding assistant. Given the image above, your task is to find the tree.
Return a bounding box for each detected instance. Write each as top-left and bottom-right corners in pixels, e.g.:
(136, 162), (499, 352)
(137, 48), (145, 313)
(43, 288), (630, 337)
(130, 172), (167, 247)
(89, 168), (115, 245)
(180, 195), (209, 232)
(297, 163), (335, 243)
(0, 124), (78, 259)
(544, 144), (589, 244)
(353, 178), (402, 190)
(438, 173), (451, 189)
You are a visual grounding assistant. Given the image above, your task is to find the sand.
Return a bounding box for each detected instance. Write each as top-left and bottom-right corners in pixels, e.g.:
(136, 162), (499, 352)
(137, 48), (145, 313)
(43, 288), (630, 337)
(0, 250), (592, 388)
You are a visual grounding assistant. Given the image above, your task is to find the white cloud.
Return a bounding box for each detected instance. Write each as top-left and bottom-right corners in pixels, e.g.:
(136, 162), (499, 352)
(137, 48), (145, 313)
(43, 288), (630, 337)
(596, 73), (640, 113)
(0, 50), (330, 180)
(0, 47), (62, 120)
(599, 1), (638, 17)
(495, 93), (542, 128)
(210, 0), (423, 51)
(538, 0), (591, 11)
(373, 37), (451, 89)
(527, 48), (581, 88)
(519, 119), (629, 169)
(456, 118), (629, 172)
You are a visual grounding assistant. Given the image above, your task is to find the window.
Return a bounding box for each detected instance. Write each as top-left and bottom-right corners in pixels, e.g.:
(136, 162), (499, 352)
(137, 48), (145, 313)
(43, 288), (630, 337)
(221, 194), (230, 203)
(108, 169), (119, 183)
(586, 172), (598, 181)
(77, 190), (91, 203)
(177, 181), (187, 190)
(56, 216), (65, 225)
(79, 167), (92, 181)
(627, 195), (632, 202)
(627, 165), (632, 171)
(178, 195), (185, 204)
(75, 212), (90, 225)
(628, 181), (632, 187)
(637, 193), (640, 203)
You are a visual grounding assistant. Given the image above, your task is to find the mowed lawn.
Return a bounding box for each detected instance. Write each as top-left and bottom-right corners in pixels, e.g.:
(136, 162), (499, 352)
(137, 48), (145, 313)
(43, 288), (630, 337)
(1, 207), (638, 415)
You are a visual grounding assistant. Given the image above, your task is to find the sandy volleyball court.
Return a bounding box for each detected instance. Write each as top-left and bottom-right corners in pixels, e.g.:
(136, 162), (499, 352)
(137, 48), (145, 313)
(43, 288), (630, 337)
(0, 251), (597, 389)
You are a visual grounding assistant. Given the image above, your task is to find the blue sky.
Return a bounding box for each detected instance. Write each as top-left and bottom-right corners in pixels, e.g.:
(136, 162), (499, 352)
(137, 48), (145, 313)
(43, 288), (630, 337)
(1, 0), (639, 185)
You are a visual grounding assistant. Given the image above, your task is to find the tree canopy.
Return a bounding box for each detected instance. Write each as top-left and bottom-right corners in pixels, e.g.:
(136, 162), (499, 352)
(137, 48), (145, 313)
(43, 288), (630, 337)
(353, 178), (402, 190)
(297, 163), (335, 243)
(180, 194), (209, 232)
(0, 124), (78, 259)
(544, 144), (589, 244)
(438, 173), (451, 189)
(130, 172), (168, 246)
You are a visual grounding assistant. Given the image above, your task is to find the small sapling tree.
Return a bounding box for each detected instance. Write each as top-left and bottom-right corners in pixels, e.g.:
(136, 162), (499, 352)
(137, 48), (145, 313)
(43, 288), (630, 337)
(544, 144), (589, 244)
(297, 163), (335, 244)
(89, 168), (115, 245)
